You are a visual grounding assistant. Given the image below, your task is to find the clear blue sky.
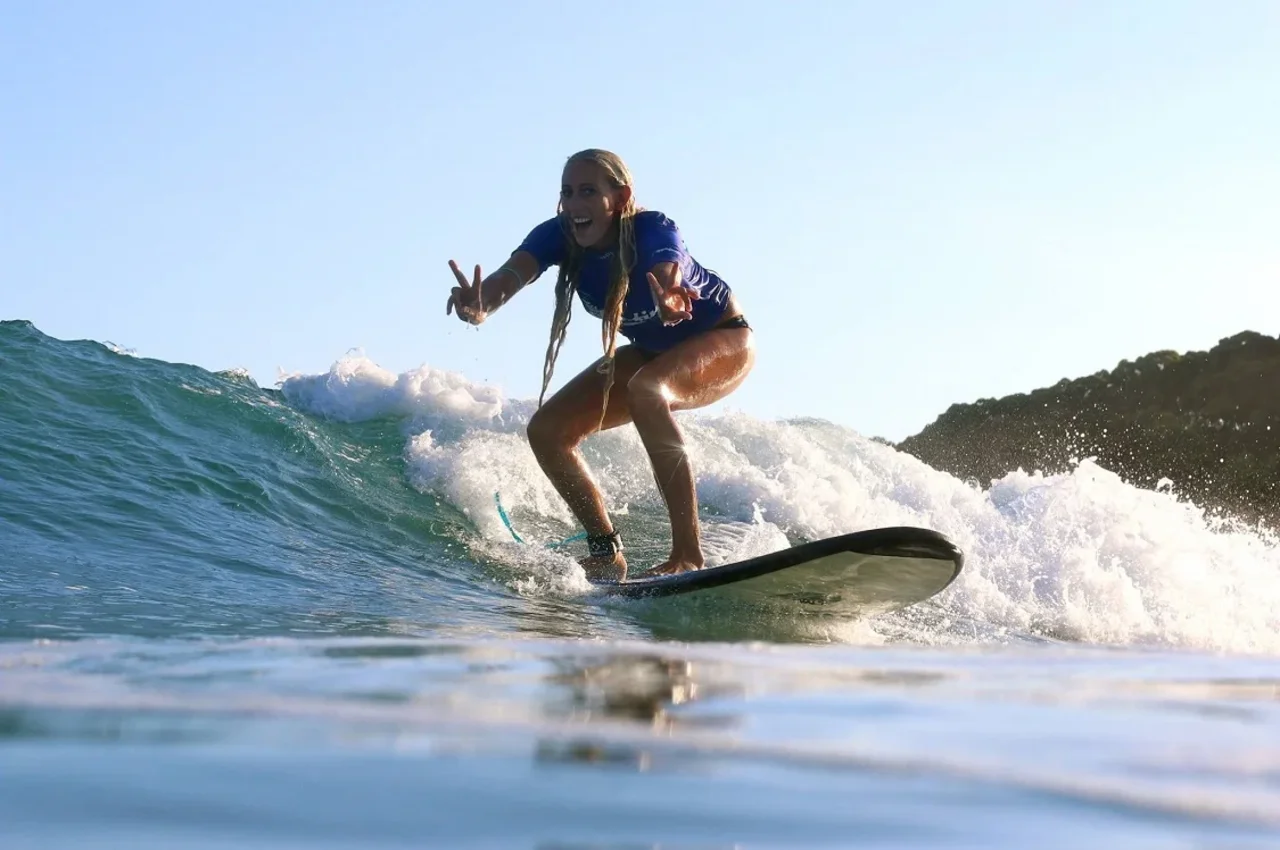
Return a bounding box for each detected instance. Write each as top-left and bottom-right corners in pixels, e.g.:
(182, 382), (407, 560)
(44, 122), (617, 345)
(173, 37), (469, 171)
(3, 1), (1277, 440)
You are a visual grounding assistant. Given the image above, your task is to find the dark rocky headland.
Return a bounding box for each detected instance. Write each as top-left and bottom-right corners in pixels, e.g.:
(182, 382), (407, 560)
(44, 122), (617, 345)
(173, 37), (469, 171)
(896, 331), (1280, 530)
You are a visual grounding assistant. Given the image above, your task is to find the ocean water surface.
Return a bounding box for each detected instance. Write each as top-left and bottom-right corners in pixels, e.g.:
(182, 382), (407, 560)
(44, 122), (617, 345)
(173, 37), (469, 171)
(2, 318), (1279, 848)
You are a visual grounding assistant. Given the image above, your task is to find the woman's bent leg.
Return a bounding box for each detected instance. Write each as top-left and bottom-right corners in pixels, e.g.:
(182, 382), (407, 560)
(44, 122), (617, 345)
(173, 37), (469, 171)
(526, 346), (651, 579)
(626, 325), (755, 574)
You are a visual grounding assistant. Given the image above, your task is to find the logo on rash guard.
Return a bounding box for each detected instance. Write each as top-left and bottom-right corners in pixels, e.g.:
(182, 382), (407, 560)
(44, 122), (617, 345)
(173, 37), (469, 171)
(580, 295), (660, 326)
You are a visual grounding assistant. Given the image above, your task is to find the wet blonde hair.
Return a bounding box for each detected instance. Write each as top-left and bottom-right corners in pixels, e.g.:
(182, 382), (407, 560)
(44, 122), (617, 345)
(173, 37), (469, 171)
(538, 149), (639, 430)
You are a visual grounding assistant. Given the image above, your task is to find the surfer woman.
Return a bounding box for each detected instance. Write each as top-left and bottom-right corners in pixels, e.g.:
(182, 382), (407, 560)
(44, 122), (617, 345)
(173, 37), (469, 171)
(446, 149), (754, 581)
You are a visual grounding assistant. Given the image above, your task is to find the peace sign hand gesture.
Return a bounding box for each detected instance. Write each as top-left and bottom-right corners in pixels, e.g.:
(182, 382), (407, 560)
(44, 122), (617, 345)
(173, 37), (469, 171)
(446, 260), (487, 325)
(647, 263), (700, 326)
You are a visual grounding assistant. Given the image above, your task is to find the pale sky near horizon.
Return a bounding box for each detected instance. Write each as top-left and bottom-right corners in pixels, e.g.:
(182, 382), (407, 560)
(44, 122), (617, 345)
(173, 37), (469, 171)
(3, 1), (1278, 441)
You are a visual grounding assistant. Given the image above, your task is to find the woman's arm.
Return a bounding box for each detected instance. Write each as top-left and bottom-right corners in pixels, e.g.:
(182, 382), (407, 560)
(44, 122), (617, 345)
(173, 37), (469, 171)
(446, 250), (543, 325)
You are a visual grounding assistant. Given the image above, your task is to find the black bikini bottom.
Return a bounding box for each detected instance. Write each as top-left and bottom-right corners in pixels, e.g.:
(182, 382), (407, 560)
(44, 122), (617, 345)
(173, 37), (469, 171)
(634, 314), (751, 361)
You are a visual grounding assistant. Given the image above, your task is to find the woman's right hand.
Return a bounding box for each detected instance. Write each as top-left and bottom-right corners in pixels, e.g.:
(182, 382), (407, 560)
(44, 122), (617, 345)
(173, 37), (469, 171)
(446, 260), (487, 325)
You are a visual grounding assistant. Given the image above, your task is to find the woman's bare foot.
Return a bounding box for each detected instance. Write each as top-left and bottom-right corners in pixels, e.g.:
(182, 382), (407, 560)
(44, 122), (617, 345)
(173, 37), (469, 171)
(647, 555), (705, 577)
(578, 552), (627, 583)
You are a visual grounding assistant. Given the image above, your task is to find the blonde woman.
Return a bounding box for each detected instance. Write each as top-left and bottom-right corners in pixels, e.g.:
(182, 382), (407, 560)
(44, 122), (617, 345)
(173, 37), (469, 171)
(447, 149), (754, 581)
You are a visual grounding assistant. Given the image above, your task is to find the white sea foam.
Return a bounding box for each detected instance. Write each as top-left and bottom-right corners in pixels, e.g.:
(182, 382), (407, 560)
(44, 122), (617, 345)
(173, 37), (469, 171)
(282, 355), (1280, 655)
(279, 352), (519, 430)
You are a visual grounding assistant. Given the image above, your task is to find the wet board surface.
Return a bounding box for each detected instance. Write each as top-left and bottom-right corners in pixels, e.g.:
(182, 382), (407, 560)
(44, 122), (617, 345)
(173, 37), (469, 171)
(593, 526), (964, 617)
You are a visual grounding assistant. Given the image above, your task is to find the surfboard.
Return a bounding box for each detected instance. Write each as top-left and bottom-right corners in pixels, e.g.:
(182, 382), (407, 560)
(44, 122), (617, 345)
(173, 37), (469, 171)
(592, 526), (964, 617)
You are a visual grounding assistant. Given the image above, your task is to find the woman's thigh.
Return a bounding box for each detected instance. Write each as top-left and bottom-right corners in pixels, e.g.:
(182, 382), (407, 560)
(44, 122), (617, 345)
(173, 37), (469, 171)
(528, 345), (652, 444)
(628, 327), (755, 413)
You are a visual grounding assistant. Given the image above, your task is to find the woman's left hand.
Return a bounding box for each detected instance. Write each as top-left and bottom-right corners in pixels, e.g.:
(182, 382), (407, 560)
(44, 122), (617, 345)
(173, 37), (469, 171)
(647, 262), (700, 326)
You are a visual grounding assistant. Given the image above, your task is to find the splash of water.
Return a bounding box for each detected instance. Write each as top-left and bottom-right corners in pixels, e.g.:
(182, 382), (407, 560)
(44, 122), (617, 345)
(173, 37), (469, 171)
(283, 354), (1280, 655)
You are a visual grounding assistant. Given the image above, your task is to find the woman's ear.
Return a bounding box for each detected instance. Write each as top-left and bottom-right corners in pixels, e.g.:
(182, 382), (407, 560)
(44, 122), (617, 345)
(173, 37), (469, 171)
(613, 184), (633, 210)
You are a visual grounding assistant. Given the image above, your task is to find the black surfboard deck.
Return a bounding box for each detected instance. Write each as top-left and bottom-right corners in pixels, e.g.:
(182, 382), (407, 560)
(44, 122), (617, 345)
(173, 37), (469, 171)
(592, 526), (964, 617)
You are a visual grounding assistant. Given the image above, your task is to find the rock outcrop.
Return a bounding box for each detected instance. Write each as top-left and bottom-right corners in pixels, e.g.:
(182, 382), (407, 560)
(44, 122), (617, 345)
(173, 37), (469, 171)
(897, 331), (1280, 528)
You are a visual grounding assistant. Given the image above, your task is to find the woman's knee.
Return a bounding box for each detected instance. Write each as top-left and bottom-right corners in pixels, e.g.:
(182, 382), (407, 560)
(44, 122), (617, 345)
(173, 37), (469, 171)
(625, 368), (671, 419)
(526, 404), (562, 454)
(527, 400), (594, 454)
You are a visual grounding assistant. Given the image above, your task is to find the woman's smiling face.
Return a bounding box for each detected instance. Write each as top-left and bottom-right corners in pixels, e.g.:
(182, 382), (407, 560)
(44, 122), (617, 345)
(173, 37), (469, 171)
(560, 160), (631, 249)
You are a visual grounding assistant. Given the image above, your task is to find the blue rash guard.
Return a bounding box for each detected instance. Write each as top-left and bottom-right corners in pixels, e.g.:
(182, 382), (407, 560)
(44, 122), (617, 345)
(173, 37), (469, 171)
(514, 210), (734, 353)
